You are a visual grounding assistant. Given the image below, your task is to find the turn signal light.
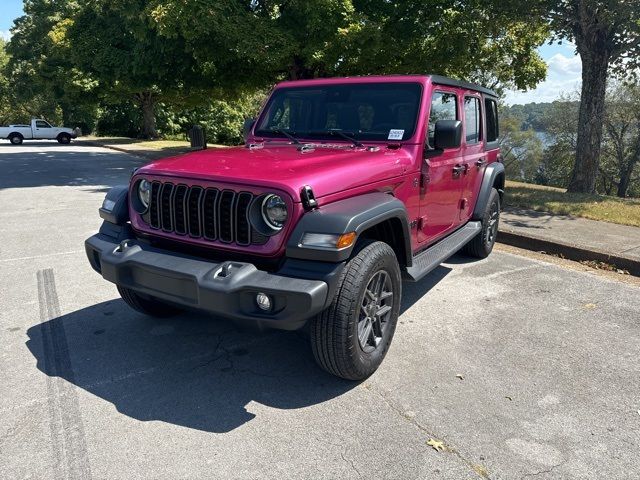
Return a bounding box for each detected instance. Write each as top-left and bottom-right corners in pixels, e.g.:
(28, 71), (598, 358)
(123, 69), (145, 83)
(336, 232), (357, 249)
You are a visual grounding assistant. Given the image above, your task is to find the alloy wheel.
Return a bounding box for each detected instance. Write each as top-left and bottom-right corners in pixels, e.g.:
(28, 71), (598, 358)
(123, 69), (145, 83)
(358, 270), (394, 353)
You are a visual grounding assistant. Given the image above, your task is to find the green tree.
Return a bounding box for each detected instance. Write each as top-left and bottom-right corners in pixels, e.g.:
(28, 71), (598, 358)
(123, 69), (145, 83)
(66, 0), (213, 138)
(499, 113), (545, 182)
(537, 95), (580, 187)
(512, 0), (640, 194)
(5, 0), (97, 129)
(149, 0), (548, 92)
(600, 83), (640, 198)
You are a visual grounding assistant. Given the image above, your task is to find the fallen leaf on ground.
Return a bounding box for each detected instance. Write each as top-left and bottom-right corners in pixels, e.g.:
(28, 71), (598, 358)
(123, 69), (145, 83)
(584, 303), (597, 309)
(456, 374), (464, 380)
(473, 464), (490, 478)
(427, 438), (446, 452)
(505, 396), (513, 401)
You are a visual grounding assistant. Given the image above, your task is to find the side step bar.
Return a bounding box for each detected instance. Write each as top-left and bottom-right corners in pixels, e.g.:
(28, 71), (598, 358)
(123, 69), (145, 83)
(404, 221), (482, 282)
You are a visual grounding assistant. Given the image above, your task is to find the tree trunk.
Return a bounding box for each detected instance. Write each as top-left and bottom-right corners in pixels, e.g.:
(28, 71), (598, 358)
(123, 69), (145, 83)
(567, 2), (612, 195)
(137, 92), (158, 139)
(567, 49), (609, 193)
(617, 129), (640, 197)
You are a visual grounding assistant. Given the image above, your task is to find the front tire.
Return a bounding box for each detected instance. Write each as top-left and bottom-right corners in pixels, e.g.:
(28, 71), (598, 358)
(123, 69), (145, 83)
(310, 241), (401, 380)
(463, 187), (500, 258)
(9, 134), (23, 145)
(57, 133), (71, 144)
(117, 286), (181, 317)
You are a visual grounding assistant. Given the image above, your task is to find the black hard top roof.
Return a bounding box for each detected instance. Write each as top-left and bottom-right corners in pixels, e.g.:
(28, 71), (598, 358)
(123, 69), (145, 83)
(428, 75), (498, 98)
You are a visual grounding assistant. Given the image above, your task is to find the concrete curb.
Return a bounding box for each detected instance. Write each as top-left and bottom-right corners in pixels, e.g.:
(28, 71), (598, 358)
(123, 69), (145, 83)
(498, 228), (640, 277)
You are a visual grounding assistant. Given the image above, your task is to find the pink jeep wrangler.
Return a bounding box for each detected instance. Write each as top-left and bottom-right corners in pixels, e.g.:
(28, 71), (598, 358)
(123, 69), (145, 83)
(86, 75), (503, 380)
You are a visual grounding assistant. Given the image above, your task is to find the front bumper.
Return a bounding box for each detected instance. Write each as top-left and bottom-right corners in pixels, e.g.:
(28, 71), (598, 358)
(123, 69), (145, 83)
(85, 233), (339, 330)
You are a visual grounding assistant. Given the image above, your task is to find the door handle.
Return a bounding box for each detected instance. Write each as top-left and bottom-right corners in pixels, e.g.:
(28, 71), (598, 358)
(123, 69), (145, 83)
(475, 158), (487, 168)
(452, 164), (467, 177)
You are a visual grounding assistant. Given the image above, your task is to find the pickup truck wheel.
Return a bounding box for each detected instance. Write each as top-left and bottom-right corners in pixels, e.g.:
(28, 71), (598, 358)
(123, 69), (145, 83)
(57, 133), (71, 144)
(310, 240), (401, 380)
(9, 133), (23, 145)
(117, 286), (181, 318)
(463, 187), (500, 259)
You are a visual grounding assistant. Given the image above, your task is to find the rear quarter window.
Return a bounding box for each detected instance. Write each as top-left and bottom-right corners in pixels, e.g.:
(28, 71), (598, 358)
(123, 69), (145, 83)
(485, 98), (499, 142)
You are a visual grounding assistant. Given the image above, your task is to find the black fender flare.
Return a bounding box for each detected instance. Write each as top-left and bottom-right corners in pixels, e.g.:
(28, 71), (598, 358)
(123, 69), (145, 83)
(472, 162), (505, 220)
(286, 192), (412, 264)
(99, 185), (129, 225)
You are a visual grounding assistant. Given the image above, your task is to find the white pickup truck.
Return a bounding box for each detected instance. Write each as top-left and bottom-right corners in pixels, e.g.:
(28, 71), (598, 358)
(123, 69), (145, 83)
(1, 119), (78, 145)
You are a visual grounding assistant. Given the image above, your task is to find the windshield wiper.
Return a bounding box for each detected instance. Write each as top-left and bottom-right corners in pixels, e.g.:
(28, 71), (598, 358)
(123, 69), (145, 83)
(309, 129), (364, 148)
(270, 128), (301, 145)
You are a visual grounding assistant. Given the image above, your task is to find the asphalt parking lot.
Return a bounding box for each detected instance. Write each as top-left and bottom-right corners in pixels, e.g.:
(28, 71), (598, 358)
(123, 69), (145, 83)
(1, 142), (639, 479)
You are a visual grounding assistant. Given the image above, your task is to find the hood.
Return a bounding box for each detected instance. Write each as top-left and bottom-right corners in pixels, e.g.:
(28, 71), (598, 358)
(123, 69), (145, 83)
(137, 144), (417, 201)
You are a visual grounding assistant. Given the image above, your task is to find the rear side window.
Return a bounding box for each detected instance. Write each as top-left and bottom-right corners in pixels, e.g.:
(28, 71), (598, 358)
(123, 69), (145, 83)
(485, 98), (499, 142)
(464, 97), (481, 144)
(428, 92), (457, 147)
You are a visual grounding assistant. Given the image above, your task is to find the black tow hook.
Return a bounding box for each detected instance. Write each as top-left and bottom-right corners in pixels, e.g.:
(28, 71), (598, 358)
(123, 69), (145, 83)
(114, 239), (133, 253)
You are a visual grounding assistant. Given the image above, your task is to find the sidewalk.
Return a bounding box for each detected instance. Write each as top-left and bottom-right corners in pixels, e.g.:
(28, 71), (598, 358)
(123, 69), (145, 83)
(499, 207), (640, 276)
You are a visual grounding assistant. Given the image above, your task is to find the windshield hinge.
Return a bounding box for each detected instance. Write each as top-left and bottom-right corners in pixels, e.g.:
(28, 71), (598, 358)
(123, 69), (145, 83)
(301, 185), (318, 210)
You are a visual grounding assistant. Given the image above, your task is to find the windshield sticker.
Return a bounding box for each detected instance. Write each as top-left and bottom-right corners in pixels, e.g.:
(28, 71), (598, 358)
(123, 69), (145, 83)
(388, 129), (404, 140)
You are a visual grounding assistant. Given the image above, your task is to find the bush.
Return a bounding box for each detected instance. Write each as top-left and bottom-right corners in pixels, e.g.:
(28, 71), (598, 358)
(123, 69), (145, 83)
(95, 101), (141, 137)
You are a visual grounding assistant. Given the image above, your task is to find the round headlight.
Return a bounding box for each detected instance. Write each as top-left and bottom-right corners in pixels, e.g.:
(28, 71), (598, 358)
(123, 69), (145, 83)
(261, 194), (287, 230)
(138, 179), (151, 210)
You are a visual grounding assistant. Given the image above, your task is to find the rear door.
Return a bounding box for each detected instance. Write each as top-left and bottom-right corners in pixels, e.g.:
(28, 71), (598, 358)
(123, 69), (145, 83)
(418, 89), (465, 244)
(459, 94), (486, 221)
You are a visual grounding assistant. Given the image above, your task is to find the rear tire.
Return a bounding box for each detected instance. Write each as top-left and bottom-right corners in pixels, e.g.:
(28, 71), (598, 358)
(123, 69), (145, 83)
(9, 134), (23, 145)
(117, 286), (181, 317)
(463, 187), (500, 259)
(310, 240), (401, 380)
(57, 133), (71, 144)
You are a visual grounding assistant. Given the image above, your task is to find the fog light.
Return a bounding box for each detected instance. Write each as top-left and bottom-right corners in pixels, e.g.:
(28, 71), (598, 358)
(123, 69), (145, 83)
(256, 292), (272, 311)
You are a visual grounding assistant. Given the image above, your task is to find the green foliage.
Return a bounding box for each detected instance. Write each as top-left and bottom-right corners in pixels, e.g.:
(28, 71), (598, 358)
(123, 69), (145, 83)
(149, 0), (548, 92)
(510, 87), (640, 198)
(504, 102), (580, 132)
(499, 112), (544, 183)
(5, 0), (95, 126)
(599, 83), (640, 197)
(1, 0), (553, 141)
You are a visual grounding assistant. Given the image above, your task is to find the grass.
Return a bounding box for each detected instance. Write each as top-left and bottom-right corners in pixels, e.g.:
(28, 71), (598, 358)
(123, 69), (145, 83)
(83, 136), (229, 148)
(504, 180), (640, 227)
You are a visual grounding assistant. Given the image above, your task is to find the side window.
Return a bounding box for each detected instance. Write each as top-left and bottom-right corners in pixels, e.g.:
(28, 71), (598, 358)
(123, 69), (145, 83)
(428, 92), (457, 147)
(36, 120), (51, 128)
(464, 97), (481, 144)
(485, 98), (499, 142)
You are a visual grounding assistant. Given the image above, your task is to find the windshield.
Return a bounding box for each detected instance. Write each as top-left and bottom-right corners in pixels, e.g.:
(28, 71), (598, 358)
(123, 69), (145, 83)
(255, 82), (422, 143)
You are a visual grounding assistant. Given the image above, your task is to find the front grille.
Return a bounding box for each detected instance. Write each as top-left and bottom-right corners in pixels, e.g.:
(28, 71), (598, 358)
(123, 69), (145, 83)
(146, 181), (267, 246)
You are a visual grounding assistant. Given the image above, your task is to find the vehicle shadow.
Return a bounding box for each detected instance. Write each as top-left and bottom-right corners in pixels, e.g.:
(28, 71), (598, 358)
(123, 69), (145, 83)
(25, 299), (356, 433)
(25, 265), (452, 434)
(0, 142), (148, 190)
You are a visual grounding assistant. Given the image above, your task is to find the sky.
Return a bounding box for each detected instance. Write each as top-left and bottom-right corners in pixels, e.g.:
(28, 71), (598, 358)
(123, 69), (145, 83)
(503, 42), (582, 105)
(1, 0), (581, 106)
(0, 0), (23, 41)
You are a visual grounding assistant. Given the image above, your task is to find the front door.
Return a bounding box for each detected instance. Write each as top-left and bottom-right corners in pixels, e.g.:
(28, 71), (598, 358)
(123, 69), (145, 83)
(34, 120), (52, 139)
(418, 90), (465, 244)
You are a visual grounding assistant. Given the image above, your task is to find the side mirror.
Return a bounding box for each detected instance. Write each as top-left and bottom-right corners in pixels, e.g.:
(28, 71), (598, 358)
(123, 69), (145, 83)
(243, 118), (256, 142)
(434, 120), (462, 150)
